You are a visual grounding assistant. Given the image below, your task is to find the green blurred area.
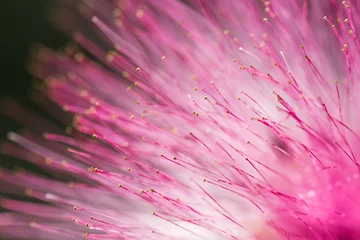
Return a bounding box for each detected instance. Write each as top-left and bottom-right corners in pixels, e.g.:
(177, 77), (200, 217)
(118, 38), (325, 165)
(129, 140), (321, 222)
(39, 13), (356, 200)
(0, 0), (67, 171)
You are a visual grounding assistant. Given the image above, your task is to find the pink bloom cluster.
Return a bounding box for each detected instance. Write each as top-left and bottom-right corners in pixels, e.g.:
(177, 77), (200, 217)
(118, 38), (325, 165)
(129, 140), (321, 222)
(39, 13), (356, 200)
(1, 0), (360, 239)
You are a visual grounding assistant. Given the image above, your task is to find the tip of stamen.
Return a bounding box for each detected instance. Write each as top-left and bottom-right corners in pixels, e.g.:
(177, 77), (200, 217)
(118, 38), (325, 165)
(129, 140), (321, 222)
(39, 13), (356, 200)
(91, 16), (99, 23)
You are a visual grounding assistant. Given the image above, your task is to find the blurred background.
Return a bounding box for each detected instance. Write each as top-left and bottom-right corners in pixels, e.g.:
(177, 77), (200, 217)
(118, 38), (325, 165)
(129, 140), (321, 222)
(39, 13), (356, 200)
(0, 0), (67, 172)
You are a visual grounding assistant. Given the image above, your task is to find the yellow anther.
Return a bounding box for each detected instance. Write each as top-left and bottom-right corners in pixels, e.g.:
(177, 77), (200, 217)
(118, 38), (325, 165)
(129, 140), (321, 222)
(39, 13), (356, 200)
(136, 9), (144, 18)
(122, 71), (130, 78)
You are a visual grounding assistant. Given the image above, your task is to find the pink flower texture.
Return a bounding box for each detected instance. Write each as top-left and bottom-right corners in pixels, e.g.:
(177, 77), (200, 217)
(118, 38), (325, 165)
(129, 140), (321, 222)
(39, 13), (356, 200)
(2, 0), (360, 239)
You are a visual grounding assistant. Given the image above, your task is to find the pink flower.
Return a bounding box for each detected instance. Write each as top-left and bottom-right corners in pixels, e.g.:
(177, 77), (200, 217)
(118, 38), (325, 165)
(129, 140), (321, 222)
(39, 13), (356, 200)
(1, 0), (360, 239)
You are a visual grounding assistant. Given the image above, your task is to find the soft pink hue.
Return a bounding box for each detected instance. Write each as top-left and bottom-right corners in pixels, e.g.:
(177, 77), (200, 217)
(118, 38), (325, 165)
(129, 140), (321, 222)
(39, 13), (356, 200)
(1, 0), (360, 239)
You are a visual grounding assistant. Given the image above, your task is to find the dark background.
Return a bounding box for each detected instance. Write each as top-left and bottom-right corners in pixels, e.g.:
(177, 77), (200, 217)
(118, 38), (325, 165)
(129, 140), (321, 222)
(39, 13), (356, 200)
(0, 0), (68, 171)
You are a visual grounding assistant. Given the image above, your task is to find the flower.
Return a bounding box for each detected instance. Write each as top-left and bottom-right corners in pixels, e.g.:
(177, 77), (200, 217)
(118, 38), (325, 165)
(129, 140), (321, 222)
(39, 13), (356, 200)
(1, 0), (360, 239)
